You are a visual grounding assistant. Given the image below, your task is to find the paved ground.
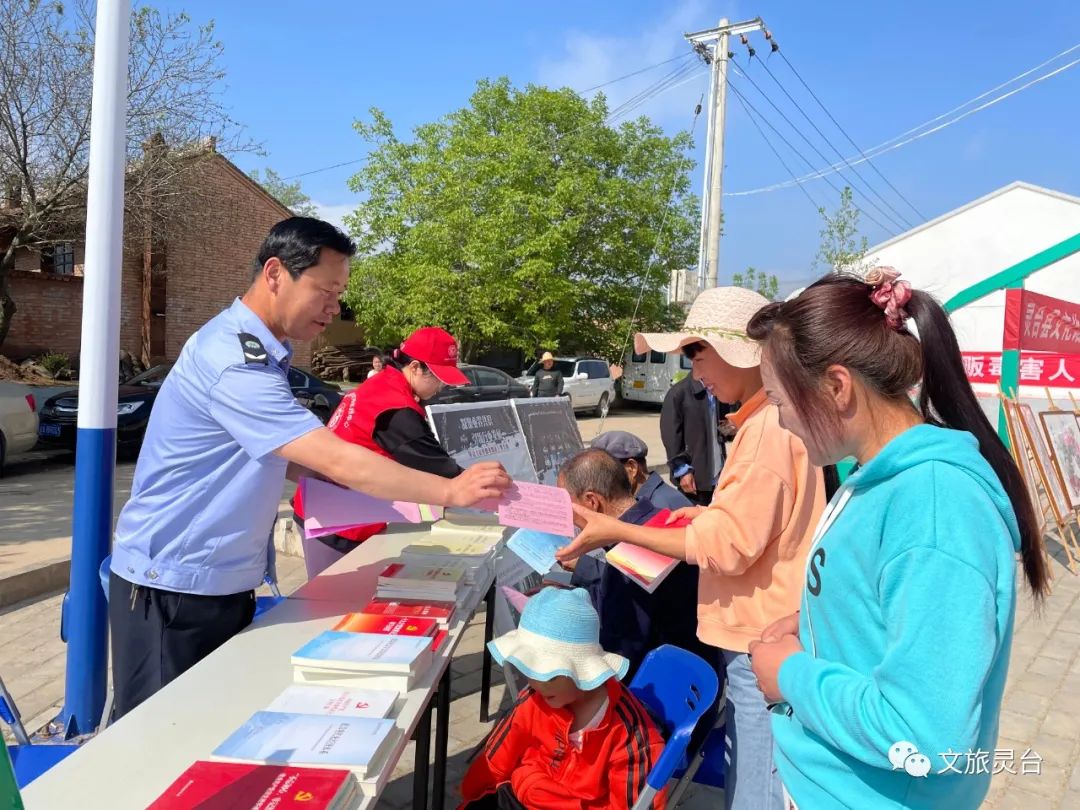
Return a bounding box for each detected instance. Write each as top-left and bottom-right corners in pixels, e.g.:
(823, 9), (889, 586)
(2, 407), (1079, 806)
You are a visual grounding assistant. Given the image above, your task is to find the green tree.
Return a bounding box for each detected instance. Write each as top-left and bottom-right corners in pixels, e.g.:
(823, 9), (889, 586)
(815, 186), (871, 274)
(732, 267), (779, 300)
(250, 168), (317, 217)
(343, 77), (697, 361)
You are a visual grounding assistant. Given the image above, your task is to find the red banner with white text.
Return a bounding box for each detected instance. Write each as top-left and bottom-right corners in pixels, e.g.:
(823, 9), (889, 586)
(962, 351), (1080, 387)
(1003, 289), (1080, 353)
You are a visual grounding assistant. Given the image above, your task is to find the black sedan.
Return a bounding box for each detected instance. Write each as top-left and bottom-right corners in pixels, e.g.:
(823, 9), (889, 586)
(288, 367), (344, 423)
(422, 364), (531, 406)
(38, 364), (343, 457)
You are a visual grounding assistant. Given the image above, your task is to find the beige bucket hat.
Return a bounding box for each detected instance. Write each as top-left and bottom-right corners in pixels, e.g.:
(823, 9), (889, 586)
(635, 286), (770, 369)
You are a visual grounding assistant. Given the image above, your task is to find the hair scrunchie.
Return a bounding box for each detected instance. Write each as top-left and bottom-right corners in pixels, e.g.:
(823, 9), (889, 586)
(865, 266), (912, 330)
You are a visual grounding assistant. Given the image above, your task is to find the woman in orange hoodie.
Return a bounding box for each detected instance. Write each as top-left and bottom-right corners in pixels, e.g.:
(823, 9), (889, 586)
(558, 286), (827, 810)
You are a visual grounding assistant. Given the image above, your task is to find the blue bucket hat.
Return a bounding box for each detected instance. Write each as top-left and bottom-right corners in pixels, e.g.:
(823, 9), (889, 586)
(488, 587), (628, 690)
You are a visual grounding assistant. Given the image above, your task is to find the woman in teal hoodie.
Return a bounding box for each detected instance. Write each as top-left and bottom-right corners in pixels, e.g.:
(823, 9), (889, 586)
(743, 268), (1049, 809)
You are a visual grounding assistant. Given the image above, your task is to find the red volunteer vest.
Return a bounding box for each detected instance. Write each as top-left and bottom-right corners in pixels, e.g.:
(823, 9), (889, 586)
(293, 367), (427, 543)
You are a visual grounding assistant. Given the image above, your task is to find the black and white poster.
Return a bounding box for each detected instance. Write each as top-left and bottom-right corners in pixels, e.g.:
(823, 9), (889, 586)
(511, 397), (584, 486)
(427, 401), (537, 483)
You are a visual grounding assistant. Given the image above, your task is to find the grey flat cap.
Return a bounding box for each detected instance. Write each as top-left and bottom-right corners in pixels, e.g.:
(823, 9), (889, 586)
(591, 431), (648, 460)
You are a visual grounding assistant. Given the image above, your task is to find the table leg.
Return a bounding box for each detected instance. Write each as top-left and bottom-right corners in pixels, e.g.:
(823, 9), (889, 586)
(480, 583), (495, 722)
(432, 667), (452, 810)
(412, 701), (433, 810)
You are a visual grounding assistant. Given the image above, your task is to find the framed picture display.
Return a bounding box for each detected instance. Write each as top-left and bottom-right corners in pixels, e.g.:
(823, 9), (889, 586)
(1038, 410), (1080, 510)
(1018, 403), (1072, 523)
(1001, 399), (1047, 534)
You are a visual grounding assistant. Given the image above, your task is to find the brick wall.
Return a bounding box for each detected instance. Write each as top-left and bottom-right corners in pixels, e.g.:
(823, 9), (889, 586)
(164, 155), (313, 366)
(2, 152), (318, 367)
(5, 241), (142, 362)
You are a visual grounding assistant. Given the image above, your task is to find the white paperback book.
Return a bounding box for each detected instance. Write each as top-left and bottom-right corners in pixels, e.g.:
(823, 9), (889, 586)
(212, 711), (400, 783)
(292, 631), (433, 673)
(434, 512), (505, 534)
(378, 561), (468, 592)
(266, 684), (398, 719)
(292, 631), (435, 692)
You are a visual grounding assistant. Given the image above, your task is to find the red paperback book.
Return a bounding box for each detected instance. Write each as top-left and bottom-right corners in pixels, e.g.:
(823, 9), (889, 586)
(333, 612), (438, 637)
(363, 598), (455, 624)
(148, 761), (351, 809)
(432, 628), (450, 653)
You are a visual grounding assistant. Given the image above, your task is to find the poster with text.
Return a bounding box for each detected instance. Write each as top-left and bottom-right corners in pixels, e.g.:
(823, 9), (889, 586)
(511, 397), (585, 486)
(427, 401), (537, 484)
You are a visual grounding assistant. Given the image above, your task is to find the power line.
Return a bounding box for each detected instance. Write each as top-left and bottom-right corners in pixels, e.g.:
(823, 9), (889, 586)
(606, 58), (702, 122)
(597, 95), (706, 434)
(279, 56), (706, 183)
(283, 158), (366, 181)
(773, 46), (926, 221)
(730, 87), (824, 217)
(726, 75), (895, 234)
(559, 59), (705, 140)
(729, 41), (1080, 196)
(749, 50), (916, 229)
(731, 61), (907, 232)
(578, 53), (694, 94)
(863, 40), (1080, 156)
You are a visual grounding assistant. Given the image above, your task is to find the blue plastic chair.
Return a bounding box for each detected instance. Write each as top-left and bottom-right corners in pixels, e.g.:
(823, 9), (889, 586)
(628, 645), (720, 809)
(683, 725), (727, 789)
(1, 675), (79, 788)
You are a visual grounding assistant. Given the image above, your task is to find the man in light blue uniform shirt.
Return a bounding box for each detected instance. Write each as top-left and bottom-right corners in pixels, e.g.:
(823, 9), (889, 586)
(109, 217), (510, 719)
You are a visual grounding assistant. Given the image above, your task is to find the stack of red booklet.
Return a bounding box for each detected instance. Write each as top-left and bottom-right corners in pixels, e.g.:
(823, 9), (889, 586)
(334, 608), (449, 653)
(149, 761), (357, 809)
(362, 596), (455, 628)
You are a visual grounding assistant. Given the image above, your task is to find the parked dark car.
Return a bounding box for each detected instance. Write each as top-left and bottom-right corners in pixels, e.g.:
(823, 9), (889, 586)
(38, 364), (343, 457)
(422, 364), (530, 406)
(288, 367), (344, 423)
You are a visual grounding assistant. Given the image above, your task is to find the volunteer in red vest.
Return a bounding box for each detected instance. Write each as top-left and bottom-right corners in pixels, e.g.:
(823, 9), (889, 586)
(293, 326), (467, 577)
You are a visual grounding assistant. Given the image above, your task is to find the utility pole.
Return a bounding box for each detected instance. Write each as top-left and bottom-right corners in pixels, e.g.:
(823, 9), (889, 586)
(686, 17), (766, 290)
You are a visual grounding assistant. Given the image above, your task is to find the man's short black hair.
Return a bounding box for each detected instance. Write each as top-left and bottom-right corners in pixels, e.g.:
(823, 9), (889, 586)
(560, 448), (632, 501)
(253, 216), (356, 280)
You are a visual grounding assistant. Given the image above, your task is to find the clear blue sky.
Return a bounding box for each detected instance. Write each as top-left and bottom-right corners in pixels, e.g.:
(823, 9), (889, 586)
(162, 0), (1080, 294)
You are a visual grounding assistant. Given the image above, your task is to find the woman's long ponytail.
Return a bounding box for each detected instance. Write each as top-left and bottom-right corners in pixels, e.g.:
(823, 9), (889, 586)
(907, 291), (1050, 602)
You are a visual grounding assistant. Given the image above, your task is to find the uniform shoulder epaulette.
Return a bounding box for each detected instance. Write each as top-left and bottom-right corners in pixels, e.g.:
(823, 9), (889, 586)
(237, 332), (269, 365)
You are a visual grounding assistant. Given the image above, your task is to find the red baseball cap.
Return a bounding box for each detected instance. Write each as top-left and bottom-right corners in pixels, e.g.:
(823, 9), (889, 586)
(400, 327), (468, 386)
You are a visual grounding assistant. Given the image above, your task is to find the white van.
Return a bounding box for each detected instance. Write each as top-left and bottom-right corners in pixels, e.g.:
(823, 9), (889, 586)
(620, 349), (692, 405)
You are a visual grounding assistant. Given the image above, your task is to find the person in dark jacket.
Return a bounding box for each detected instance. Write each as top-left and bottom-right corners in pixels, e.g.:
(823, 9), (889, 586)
(660, 373), (735, 505)
(558, 449), (719, 682)
(591, 430), (692, 512)
(531, 351), (565, 398)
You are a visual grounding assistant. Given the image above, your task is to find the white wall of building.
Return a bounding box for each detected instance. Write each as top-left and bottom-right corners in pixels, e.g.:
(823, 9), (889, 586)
(865, 182), (1080, 401)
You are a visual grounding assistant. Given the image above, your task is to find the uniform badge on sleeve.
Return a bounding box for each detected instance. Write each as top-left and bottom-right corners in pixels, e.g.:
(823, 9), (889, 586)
(237, 332), (269, 365)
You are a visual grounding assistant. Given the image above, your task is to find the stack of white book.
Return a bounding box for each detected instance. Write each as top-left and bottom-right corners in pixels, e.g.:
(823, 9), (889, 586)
(376, 561), (469, 602)
(266, 684), (399, 719)
(211, 709), (399, 788)
(399, 518), (504, 584)
(291, 630), (435, 692)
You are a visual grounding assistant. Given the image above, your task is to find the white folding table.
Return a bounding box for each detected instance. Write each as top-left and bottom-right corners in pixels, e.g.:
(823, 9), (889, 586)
(21, 524), (502, 810)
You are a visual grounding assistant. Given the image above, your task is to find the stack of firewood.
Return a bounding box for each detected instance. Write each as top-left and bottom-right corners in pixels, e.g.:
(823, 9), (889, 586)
(310, 343), (381, 382)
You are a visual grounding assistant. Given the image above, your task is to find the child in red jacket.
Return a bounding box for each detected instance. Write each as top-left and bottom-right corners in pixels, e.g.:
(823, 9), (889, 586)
(460, 587), (666, 810)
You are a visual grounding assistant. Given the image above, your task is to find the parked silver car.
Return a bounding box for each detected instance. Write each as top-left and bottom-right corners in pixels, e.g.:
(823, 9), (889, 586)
(0, 381), (39, 473)
(516, 356), (615, 417)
